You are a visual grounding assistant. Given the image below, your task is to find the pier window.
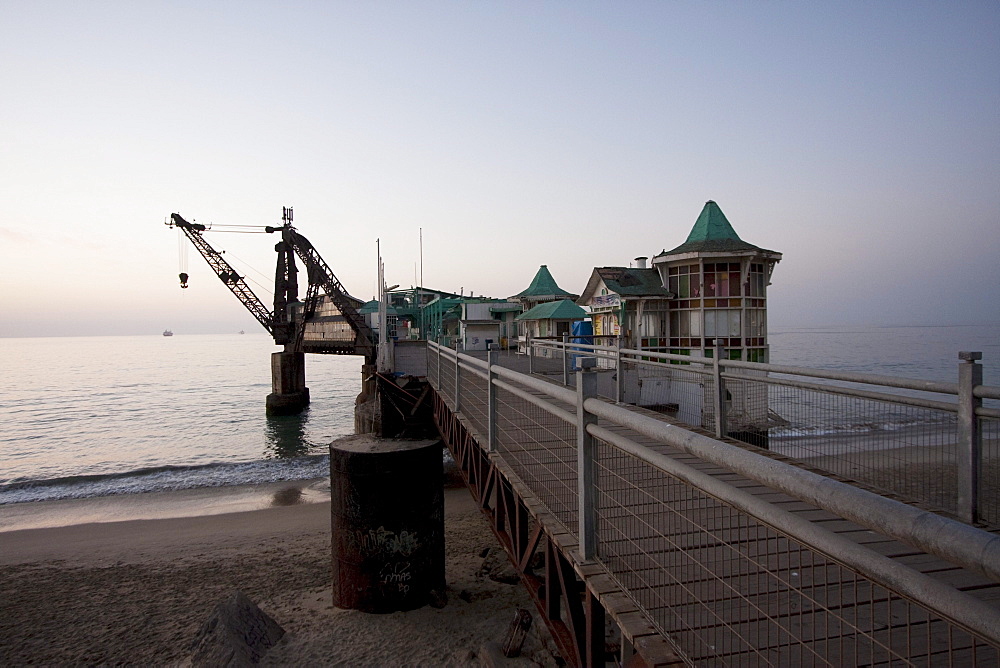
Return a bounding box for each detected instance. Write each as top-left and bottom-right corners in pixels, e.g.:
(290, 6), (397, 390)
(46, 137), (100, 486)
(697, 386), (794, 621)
(640, 306), (670, 351)
(747, 308), (766, 338)
(640, 311), (668, 338)
(706, 348), (743, 360)
(670, 309), (702, 339)
(704, 309), (741, 338)
(704, 262), (741, 297)
(638, 300), (669, 339)
(668, 349), (691, 365)
(747, 263), (766, 297)
(667, 264), (700, 298)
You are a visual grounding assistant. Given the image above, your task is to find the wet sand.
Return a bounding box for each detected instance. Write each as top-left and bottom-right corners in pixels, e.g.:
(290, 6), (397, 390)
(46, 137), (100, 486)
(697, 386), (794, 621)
(0, 482), (560, 666)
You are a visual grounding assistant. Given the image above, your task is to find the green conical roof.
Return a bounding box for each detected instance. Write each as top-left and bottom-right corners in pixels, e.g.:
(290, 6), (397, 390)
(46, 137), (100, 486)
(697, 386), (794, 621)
(686, 200), (742, 243)
(656, 201), (774, 256)
(511, 265), (577, 300)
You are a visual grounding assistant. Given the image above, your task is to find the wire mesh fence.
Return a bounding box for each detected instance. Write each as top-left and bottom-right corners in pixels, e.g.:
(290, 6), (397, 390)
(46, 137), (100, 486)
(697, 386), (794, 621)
(494, 382), (578, 533)
(592, 437), (1000, 666)
(762, 377), (959, 514)
(427, 347), (439, 387)
(427, 342), (1000, 664)
(982, 415), (1000, 525)
(620, 358), (716, 431)
(512, 340), (1000, 524)
(437, 349), (454, 408)
(457, 363), (489, 438)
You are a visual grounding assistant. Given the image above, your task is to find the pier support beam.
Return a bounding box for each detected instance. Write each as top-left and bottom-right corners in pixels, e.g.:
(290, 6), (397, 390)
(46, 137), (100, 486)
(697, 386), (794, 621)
(355, 363), (379, 434)
(266, 351), (310, 415)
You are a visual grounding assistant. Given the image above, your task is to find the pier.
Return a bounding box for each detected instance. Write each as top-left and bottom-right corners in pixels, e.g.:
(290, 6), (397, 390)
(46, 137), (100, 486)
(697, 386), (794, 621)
(168, 205), (1000, 664)
(413, 338), (1000, 666)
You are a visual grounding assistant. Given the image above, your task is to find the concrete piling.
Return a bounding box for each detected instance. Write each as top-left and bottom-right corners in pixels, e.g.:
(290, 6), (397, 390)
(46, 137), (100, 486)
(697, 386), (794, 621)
(265, 351), (310, 415)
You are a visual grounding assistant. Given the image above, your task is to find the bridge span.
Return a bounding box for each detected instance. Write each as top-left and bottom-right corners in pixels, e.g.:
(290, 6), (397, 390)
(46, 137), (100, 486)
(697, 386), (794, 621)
(423, 340), (1000, 667)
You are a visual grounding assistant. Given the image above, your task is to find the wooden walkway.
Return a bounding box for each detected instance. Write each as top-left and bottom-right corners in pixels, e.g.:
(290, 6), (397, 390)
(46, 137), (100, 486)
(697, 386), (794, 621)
(434, 351), (1000, 666)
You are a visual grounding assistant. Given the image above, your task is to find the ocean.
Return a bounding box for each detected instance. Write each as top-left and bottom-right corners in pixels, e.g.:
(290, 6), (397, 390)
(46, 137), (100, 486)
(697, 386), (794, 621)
(0, 333), (360, 506)
(0, 325), (997, 507)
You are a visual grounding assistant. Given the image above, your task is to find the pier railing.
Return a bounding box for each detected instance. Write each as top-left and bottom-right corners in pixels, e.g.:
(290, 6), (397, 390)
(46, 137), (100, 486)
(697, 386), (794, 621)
(427, 340), (1000, 664)
(518, 337), (1000, 526)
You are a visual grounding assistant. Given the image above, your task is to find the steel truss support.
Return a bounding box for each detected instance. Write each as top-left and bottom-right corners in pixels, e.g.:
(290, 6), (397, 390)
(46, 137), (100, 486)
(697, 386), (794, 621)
(287, 229), (374, 360)
(432, 391), (607, 667)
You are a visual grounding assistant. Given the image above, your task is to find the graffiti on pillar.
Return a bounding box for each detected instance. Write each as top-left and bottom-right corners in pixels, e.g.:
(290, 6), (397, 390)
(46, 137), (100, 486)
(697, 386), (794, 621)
(379, 561), (413, 594)
(356, 526), (419, 558)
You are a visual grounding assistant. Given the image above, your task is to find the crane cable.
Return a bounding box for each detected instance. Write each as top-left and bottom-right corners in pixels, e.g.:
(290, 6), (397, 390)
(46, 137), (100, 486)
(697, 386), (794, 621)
(221, 250), (275, 298)
(173, 221), (278, 296)
(177, 229), (189, 289)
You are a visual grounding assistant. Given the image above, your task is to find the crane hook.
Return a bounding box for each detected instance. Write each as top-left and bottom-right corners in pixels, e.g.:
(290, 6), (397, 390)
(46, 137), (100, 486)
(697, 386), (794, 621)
(179, 272), (189, 289)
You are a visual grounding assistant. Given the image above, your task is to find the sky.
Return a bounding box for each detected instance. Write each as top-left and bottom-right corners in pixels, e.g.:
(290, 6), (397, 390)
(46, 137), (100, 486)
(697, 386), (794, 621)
(1, 1), (997, 337)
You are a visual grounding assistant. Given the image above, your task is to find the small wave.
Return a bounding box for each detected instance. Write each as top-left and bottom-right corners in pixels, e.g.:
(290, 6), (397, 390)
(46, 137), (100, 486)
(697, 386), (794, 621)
(771, 416), (954, 439)
(0, 455), (330, 505)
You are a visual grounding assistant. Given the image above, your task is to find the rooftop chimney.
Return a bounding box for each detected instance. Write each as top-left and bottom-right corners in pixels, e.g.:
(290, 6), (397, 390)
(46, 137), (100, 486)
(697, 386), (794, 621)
(634, 256), (648, 269)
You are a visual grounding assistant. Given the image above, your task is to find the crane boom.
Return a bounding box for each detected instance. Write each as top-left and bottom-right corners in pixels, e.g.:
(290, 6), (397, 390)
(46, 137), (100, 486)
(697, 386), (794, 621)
(167, 210), (375, 361)
(286, 229), (375, 359)
(168, 213), (275, 334)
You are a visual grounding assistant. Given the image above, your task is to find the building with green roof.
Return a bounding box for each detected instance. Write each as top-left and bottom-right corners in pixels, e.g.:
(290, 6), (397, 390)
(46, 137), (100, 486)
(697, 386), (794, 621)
(577, 262), (673, 348)
(510, 265), (578, 311)
(576, 201), (782, 444)
(515, 299), (588, 357)
(654, 199), (781, 258)
(650, 200), (781, 364)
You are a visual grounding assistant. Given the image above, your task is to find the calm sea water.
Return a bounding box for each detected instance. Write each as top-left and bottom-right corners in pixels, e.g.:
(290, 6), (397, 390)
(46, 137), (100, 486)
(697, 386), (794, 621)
(768, 324), (1000, 386)
(0, 325), (996, 505)
(767, 325), (1000, 441)
(0, 333), (360, 504)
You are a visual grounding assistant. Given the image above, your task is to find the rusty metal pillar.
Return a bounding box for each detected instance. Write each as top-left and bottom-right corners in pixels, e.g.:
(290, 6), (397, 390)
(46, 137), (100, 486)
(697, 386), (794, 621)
(330, 438), (445, 612)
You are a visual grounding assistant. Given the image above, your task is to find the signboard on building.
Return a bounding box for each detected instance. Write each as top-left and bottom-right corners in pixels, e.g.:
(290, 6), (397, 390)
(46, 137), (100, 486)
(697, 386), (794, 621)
(592, 294), (621, 309)
(594, 314), (620, 336)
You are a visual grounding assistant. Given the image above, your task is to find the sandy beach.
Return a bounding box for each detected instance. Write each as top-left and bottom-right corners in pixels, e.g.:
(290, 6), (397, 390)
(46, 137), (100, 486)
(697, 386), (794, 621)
(0, 479), (560, 666)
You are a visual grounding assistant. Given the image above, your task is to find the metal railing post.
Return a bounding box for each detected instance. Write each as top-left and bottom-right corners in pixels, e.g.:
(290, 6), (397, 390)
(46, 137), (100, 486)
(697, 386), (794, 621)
(453, 341), (462, 413)
(488, 344), (498, 453)
(713, 344), (727, 439)
(562, 333), (569, 386)
(527, 334), (534, 375)
(615, 335), (624, 404)
(577, 356), (598, 561)
(436, 341), (441, 388)
(957, 351), (983, 523)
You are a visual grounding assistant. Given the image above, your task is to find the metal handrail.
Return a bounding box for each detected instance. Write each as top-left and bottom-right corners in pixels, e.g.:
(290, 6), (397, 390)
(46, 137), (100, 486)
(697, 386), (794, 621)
(524, 336), (998, 524)
(532, 336), (987, 398)
(587, 421), (1000, 645)
(431, 341), (1000, 582)
(427, 340), (1000, 649)
(719, 369), (960, 412)
(977, 385), (1000, 400)
(583, 395), (1000, 583)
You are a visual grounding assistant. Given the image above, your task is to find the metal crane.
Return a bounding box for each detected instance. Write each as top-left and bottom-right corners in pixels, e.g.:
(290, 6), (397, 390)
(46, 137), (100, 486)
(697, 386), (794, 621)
(166, 209), (375, 361)
(168, 213), (276, 336)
